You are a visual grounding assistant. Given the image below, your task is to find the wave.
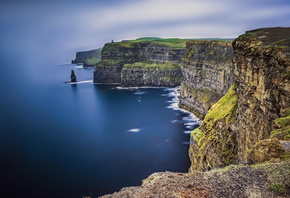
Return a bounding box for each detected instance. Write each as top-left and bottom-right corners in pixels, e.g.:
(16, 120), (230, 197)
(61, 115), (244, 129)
(134, 91), (146, 95)
(67, 80), (93, 84)
(74, 66), (83, 69)
(164, 87), (202, 127)
(127, 128), (141, 133)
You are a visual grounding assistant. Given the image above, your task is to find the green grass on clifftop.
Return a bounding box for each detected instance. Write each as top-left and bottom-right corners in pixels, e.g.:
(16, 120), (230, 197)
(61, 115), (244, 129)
(127, 37), (190, 48)
(109, 37), (233, 49)
(123, 62), (181, 70)
(86, 57), (101, 65)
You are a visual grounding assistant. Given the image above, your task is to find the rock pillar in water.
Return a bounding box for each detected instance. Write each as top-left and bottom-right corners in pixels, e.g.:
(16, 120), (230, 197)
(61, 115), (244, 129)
(71, 70), (77, 82)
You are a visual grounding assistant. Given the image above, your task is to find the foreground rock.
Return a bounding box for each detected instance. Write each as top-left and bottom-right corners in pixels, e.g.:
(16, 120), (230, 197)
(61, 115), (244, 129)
(101, 161), (290, 198)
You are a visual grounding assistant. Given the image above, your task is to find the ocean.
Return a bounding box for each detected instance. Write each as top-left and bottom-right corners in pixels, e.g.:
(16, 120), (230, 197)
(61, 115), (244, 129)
(0, 60), (200, 197)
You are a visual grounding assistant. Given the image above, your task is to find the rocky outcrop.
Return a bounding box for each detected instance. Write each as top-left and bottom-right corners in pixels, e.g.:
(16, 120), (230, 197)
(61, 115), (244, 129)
(189, 27), (290, 171)
(101, 161), (290, 198)
(93, 39), (186, 86)
(72, 48), (102, 67)
(180, 40), (234, 117)
(70, 70), (77, 82)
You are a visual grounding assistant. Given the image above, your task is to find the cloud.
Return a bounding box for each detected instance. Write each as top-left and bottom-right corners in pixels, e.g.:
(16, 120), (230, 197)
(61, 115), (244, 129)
(73, 0), (290, 39)
(1, 0), (290, 62)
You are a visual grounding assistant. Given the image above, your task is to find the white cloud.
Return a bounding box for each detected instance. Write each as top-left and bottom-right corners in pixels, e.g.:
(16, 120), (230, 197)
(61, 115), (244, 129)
(75, 0), (228, 30)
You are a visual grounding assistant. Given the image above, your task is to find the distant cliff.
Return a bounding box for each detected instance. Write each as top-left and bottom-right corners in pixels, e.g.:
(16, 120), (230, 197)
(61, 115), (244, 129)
(189, 27), (290, 171)
(94, 38), (187, 86)
(180, 40), (234, 117)
(72, 48), (102, 67)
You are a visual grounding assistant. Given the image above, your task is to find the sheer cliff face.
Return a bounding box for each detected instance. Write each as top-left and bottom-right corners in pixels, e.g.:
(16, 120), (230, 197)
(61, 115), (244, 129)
(180, 41), (234, 117)
(189, 28), (290, 171)
(232, 28), (290, 163)
(121, 66), (182, 87)
(93, 42), (184, 85)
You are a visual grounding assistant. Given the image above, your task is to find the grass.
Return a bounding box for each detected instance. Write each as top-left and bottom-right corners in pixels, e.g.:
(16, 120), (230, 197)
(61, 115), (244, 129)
(266, 38), (290, 49)
(272, 108), (290, 140)
(86, 57), (101, 65)
(191, 128), (202, 142)
(189, 85), (239, 170)
(95, 59), (121, 67)
(123, 62), (181, 70)
(109, 38), (233, 49)
(271, 182), (285, 193)
(211, 160), (290, 194)
(262, 160), (290, 194)
(275, 115), (290, 128)
(204, 84), (238, 123)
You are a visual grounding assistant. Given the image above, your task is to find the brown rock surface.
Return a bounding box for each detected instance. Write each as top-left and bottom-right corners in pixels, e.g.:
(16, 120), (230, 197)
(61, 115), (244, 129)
(101, 161), (290, 198)
(180, 40), (234, 117)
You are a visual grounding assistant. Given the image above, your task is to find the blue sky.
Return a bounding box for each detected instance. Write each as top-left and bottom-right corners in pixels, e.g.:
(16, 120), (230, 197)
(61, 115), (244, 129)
(1, 0), (290, 62)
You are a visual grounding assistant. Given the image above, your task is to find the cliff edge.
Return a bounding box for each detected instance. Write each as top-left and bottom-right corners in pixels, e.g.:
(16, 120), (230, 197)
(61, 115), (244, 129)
(189, 27), (290, 172)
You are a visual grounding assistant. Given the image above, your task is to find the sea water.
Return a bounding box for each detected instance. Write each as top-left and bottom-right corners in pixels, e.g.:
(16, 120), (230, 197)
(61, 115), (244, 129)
(0, 61), (200, 197)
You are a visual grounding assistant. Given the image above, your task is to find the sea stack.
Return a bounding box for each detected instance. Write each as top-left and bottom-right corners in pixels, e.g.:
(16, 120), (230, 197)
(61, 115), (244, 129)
(70, 70), (77, 82)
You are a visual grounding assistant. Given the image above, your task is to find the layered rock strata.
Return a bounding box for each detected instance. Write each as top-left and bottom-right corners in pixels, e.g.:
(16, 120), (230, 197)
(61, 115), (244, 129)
(180, 40), (234, 117)
(93, 41), (185, 86)
(189, 27), (290, 171)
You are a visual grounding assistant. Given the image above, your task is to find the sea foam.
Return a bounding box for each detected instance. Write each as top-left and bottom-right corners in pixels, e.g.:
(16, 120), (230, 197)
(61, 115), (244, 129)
(127, 128), (141, 133)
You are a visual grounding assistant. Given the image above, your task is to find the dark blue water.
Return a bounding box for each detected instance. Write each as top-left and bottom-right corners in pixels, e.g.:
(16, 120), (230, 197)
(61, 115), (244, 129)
(0, 53), (200, 198)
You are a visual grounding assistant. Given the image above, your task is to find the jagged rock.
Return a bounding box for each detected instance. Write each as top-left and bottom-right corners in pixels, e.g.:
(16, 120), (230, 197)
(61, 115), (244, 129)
(180, 40), (234, 117)
(70, 70), (77, 82)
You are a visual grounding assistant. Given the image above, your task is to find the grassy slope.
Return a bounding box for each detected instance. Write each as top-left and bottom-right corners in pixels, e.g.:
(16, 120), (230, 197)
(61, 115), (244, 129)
(123, 62), (180, 70)
(111, 37), (233, 49)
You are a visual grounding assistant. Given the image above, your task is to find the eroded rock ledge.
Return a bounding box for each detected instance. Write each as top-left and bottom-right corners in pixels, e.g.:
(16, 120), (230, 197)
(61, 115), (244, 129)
(101, 161), (290, 198)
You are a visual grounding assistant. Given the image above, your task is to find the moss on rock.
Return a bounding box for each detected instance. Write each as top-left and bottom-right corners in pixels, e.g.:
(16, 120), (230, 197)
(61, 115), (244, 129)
(189, 85), (238, 171)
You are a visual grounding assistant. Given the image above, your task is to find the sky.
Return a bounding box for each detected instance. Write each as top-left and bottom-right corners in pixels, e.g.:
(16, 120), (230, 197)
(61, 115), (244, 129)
(0, 0), (290, 63)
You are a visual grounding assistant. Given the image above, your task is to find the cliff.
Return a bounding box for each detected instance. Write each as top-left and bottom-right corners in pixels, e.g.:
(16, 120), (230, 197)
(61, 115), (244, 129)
(97, 28), (290, 198)
(93, 38), (187, 86)
(72, 48), (102, 67)
(180, 40), (234, 118)
(189, 27), (290, 172)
